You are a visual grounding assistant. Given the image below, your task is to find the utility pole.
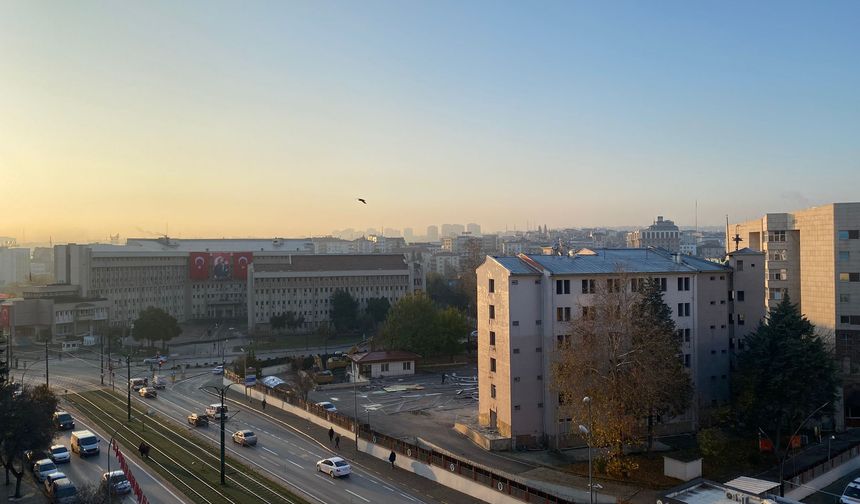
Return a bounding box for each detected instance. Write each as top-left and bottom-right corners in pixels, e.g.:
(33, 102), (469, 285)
(45, 337), (49, 387)
(100, 333), (105, 386)
(201, 382), (242, 485)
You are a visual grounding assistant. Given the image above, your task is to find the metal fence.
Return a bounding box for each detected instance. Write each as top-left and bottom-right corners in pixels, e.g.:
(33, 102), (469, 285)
(227, 371), (575, 504)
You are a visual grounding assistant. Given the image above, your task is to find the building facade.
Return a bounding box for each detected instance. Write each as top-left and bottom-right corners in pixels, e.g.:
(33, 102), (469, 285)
(476, 248), (764, 448)
(247, 255), (417, 332)
(54, 238), (424, 329)
(627, 216), (681, 252)
(731, 202), (860, 427)
(0, 248), (31, 286)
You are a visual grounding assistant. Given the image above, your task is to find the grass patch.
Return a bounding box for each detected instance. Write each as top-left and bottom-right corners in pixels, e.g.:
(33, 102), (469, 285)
(65, 389), (307, 504)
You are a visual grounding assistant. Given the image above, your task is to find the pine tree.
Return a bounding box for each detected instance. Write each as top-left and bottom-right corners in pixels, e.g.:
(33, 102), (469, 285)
(733, 295), (838, 452)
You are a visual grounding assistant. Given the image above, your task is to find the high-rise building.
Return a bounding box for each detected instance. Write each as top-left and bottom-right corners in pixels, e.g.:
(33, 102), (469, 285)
(467, 223), (482, 236)
(476, 248), (764, 447)
(0, 248), (31, 286)
(627, 216), (681, 252)
(426, 225), (439, 242)
(403, 228), (414, 242)
(731, 202), (860, 428)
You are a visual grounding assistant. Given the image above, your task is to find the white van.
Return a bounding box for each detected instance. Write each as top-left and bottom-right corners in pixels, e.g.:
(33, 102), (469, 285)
(205, 404), (228, 419)
(129, 378), (148, 391)
(70, 430), (100, 457)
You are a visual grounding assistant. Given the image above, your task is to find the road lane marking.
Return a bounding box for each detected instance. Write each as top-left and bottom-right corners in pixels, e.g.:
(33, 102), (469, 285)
(399, 492), (417, 501)
(287, 460), (303, 469)
(344, 489), (370, 502)
(383, 485), (395, 492)
(315, 474), (336, 486)
(262, 447), (278, 456)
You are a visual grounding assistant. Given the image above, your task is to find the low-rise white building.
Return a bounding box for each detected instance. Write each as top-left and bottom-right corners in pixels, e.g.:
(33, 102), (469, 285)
(348, 350), (421, 381)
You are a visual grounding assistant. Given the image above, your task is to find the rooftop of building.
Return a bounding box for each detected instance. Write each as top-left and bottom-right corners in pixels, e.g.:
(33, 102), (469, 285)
(488, 248), (731, 275)
(252, 254), (409, 273)
(84, 237), (315, 253)
(348, 350), (422, 363)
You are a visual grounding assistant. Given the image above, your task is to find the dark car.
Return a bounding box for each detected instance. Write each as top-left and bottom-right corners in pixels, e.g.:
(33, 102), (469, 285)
(52, 411), (75, 430)
(187, 413), (209, 427)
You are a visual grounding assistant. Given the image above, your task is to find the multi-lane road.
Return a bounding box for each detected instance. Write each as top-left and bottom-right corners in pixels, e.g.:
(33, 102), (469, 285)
(16, 345), (460, 504)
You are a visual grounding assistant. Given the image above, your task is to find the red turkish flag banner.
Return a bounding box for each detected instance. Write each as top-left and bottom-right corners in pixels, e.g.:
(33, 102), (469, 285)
(189, 252), (210, 281)
(233, 252), (253, 280)
(0, 305), (10, 328)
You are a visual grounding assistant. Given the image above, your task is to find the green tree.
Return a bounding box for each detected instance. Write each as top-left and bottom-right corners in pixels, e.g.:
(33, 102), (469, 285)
(380, 293), (468, 358)
(331, 290), (358, 331)
(628, 278), (693, 451)
(426, 273), (468, 311)
(270, 313), (286, 334)
(732, 295), (838, 452)
(286, 311), (305, 331)
(365, 297), (391, 324)
(132, 307), (182, 350)
(0, 384), (59, 498)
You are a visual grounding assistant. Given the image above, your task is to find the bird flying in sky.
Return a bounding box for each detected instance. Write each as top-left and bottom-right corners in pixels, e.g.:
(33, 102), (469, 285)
(357, 198), (367, 204)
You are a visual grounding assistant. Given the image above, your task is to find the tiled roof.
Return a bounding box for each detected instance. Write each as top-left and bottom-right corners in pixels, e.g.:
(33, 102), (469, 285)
(492, 248), (731, 275)
(348, 351), (422, 363)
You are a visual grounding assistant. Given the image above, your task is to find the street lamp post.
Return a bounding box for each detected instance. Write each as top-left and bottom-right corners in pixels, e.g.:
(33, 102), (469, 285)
(106, 424), (123, 504)
(579, 396), (594, 504)
(201, 382), (243, 485)
(828, 434), (837, 466)
(779, 401), (830, 496)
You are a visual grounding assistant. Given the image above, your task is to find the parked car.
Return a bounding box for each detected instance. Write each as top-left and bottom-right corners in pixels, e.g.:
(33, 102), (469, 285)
(102, 470), (132, 495)
(316, 456), (351, 478)
(48, 477), (77, 504)
(32, 459), (59, 482)
(316, 401), (337, 413)
(232, 430), (257, 446)
(187, 413), (209, 427)
(212, 365), (224, 375)
(44, 472), (67, 492)
(139, 387), (157, 398)
(49, 445), (70, 464)
(841, 478), (860, 504)
(52, 411), (75, 430)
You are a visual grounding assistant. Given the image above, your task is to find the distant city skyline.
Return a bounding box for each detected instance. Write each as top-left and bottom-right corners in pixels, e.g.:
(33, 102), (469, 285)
(2, 1), (857, 243)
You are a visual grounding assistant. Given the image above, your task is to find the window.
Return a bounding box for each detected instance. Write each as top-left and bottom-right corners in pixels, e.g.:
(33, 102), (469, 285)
(513, 348), (520, 354)
(840, 251), (850, 262)
(769, 288), (786, 300)
(684, 328), (691, 342)
(677, 303), (690, 317)
(841, 315), (860, 325)
(581, 279), (595, 294)
(489, 305), (495, 319)
(606, 278), (620, 293)
(677, 277), (690, 291)
(512, 320), (519, 326)
(490, 358), (496, 372)
(556, 307), (571, 321)
(736, 260), (744, 271)
(556, 334), (571, 346)
(489, 331), (495, 346)
(582, 306), (592, 319)
(538, 403), (543, 408)
(684, 354), (691, 368)
(511, 279), (518, 285)
(841, 294), (851, 303)
(737, 291), (745, 302)
(381, 363), (390, 372)
(402, 361), (412, 371)
(536, 319), (542, 325)
(556, 279), (570, 294)
(839, 230), (860, 240)
(768, 269), (788, 281)
(769, 249), (787, 261)
(840, 273), (860, 282)
(535, 347), (542, 353)
(490, 385), (496, 399)
(630, 278), (645, 292)
(514, 376), (520, 382)
(657, 277), (667, 292)
(767, 230), (786, 242)
(514, 405), (521, 411)
(537, 375), (542, 381)
(488, 279), (495, 293)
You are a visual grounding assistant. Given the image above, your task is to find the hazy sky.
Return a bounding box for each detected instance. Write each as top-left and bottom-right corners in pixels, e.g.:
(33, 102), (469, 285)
(1, 1), (858, 243)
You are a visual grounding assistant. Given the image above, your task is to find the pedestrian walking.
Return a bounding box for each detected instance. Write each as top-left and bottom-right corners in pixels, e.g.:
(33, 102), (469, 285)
(261, 398), (267, 410)
(441, 373), (447, 384)
(335, 435), (340, 449)
(389, 450), (396, 468)
(329, 427), (335, 444)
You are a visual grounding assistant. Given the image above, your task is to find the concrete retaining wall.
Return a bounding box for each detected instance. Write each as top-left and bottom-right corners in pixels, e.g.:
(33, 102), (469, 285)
(787, 455), (860, 500)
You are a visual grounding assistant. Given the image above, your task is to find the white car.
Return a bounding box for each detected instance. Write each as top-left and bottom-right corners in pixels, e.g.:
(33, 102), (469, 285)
(212, 365), (224, 375)
(32, 459), (59, 482)
(316, 456), (351, 478)
(841, 478), (860, 504)
(49, 445), (70, 464)
(44, 471), (67, 492)
(316, 401), (337, 413)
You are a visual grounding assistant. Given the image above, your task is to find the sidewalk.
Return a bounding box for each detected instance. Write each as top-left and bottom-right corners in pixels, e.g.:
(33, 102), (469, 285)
(4, 473), (47, 503)
(756, 428), (860, 484)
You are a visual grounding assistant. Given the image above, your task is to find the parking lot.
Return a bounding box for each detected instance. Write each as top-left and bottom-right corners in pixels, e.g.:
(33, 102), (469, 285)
(307, 365), (480, 447)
